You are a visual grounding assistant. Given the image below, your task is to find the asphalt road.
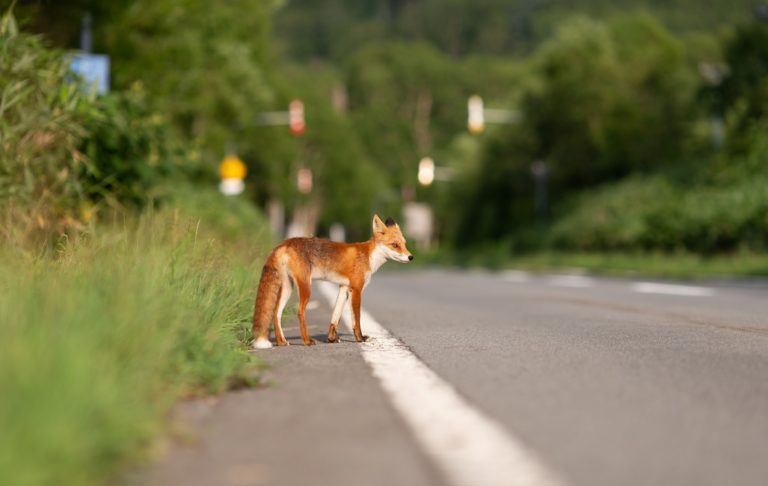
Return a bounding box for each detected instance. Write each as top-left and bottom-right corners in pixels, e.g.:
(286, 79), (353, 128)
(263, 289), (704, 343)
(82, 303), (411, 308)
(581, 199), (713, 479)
(143, 269), (768, 486)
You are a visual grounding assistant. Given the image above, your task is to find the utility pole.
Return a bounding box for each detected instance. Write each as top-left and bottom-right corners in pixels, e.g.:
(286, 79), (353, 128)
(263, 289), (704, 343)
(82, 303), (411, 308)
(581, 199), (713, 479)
(80, 13), (92, 53)
(530, 160), (549, 225)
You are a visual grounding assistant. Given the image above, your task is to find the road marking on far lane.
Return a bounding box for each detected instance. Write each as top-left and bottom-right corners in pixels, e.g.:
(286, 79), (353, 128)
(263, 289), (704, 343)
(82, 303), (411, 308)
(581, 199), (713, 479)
(317, 282), (565, 486)
(632, 282), (715, 297)
(502, 270), (532, 283)
(548, 275), (594, 288)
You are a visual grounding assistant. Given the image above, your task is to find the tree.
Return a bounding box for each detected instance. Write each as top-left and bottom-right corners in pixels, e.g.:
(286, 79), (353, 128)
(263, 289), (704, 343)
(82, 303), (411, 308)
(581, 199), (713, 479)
(720, 18), (768, 152)
(104, 0), (293, 201)
(453, 14), (697, 246)
(526, 15), (694, 186)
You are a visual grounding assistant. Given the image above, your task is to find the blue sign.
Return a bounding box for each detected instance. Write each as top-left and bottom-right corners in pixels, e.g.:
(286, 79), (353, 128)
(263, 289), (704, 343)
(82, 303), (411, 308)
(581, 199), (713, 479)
(70, 53), (110, 94)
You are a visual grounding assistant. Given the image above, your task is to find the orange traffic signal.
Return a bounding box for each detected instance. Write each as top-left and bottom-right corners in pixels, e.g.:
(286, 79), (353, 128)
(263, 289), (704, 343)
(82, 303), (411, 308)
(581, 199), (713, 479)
(289, 99), (305, 136)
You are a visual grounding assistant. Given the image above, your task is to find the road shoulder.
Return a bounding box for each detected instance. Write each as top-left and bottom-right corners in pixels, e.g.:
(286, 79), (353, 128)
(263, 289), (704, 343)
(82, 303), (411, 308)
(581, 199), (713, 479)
(136, 296), (443, 486)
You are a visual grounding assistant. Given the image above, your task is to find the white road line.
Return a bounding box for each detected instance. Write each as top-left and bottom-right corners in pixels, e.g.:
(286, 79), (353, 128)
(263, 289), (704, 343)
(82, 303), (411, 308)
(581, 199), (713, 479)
(317, 282), (565, 486)
(548, 275), (594, 288)
(632, 282), (715, 297)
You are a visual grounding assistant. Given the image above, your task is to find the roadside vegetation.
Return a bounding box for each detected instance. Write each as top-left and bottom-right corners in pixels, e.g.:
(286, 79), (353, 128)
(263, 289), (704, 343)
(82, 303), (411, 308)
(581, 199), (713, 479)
(0, 198), (270, 485)
(412, 247), (768, 279)
(0, 10), (271, 484)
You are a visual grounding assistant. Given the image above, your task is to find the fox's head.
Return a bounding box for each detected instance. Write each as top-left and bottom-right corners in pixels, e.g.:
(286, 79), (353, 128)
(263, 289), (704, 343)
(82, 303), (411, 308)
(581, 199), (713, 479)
(372, 214), (413, 263)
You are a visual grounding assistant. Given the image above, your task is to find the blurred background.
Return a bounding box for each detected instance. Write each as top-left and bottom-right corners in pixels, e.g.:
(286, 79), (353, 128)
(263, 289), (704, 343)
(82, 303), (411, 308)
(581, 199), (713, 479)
(3, 0), (768, 263)
(2, 2), (768, 485)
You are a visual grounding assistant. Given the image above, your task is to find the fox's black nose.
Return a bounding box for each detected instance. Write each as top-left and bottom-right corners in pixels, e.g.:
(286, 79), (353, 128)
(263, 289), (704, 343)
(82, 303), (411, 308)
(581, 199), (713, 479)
(408, 255), (414, 261)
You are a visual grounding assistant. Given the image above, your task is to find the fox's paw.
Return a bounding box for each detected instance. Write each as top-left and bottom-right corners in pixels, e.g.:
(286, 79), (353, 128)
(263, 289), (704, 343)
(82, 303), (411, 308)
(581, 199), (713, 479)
(252, 338), (273, 350)
(355, 335), (370, 343)
(327, 325), (339, 343)
(276, 340), (290, 347)
(303, 338), (317, 346)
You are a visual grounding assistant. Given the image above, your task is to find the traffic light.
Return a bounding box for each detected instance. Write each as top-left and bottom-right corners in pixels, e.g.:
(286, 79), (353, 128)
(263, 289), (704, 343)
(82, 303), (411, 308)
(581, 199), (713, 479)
(468, 95), (484, 134)
(219, 154), (247, 196)
(289, 99), (305, 136)
(418, 157), (435, 186)
(297, 167), (313, 193)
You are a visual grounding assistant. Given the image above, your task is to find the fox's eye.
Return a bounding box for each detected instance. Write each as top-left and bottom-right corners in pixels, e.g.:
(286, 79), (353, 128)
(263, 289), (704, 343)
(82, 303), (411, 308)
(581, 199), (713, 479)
(392, 243), (400, 249)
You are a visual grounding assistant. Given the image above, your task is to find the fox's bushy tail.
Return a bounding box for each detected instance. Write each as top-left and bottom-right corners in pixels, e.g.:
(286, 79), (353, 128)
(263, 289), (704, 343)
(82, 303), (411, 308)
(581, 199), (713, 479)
(252, 254), (281, 345)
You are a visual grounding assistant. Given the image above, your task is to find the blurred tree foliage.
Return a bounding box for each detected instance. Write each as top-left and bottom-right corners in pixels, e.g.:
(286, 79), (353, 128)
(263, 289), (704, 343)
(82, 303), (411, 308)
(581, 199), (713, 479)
(344, 41), (525, 208)
(529, 15), (695, 182)
(720, 18), (768, 153)
(80, 84), (177, 208)
(5, 0), (768, 252)
(274, 0), (756, 60)
(0, 0), (134, 48)
(454, 14), (697, 246)
(345, 41), (464, 186)
(273, 65), (392, 239)
(103, 0), (284, 179)
(7, 0), (398, 237)
(273, 1), (768, 253)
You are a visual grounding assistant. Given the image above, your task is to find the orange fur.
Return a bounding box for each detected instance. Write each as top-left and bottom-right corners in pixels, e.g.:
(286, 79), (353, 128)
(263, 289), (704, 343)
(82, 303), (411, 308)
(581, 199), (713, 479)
(251, 215), (412, 347)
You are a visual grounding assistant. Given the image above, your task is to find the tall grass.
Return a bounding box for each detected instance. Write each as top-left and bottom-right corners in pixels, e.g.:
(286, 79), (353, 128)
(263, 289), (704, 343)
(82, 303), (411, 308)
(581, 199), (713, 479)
(0, 193), (271, 485)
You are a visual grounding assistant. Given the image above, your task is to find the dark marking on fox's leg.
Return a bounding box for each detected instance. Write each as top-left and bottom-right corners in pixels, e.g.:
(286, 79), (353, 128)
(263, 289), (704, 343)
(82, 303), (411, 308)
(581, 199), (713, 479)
(327, 324), (339, 343)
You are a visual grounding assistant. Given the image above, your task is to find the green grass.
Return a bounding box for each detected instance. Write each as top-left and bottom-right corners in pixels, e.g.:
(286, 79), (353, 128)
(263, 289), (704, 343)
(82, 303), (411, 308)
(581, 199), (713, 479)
(500, 252), (768, 279)
(412, 247), (768, 279)
(0, 188), (272, 485)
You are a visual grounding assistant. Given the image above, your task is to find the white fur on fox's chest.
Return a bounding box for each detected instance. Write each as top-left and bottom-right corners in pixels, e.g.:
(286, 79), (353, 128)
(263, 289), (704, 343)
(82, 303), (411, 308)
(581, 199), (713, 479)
(369, 244), (389, 274)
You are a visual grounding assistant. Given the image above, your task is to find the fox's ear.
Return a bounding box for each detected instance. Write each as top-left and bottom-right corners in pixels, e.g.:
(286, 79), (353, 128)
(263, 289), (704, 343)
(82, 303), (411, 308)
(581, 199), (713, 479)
(372, 214), (386, 234)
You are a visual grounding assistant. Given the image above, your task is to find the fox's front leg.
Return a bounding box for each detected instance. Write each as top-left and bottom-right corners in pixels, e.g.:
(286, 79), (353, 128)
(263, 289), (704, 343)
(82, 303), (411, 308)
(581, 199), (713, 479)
(327, 285), (349, 343)
(350, 287), (369, 343)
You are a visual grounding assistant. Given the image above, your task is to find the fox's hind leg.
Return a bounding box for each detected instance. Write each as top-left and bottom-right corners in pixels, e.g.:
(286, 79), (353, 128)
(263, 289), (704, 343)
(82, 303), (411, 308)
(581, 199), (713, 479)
(327, 285), (349, 343)
(273, 277), (292, 346)
(296, 278), (316, 346)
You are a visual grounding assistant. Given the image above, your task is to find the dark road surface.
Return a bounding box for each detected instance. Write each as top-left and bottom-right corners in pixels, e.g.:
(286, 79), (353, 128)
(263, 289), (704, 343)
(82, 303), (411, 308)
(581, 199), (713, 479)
(364, 270), (768, 486)
(143, 270), (768, 486)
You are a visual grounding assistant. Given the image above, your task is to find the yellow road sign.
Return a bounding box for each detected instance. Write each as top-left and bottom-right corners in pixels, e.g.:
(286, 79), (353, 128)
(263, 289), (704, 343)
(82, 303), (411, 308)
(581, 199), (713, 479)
(219, 154), (247, 180)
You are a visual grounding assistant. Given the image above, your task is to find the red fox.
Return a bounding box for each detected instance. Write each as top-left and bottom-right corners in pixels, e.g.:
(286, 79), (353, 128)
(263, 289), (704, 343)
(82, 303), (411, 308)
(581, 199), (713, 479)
(251, 215), (413, 348)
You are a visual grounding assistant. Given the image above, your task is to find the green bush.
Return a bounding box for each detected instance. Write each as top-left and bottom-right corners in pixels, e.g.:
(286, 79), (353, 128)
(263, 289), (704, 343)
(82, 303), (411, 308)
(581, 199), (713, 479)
(104, 0), (280, 181)
(80, 82), (178, 210)
(550, 174), (768, 253)
(0, 9), (176, 236)
(0, 199), (268, 485)
(453, 14), (698, 247)
(0, 10), (95, 231)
